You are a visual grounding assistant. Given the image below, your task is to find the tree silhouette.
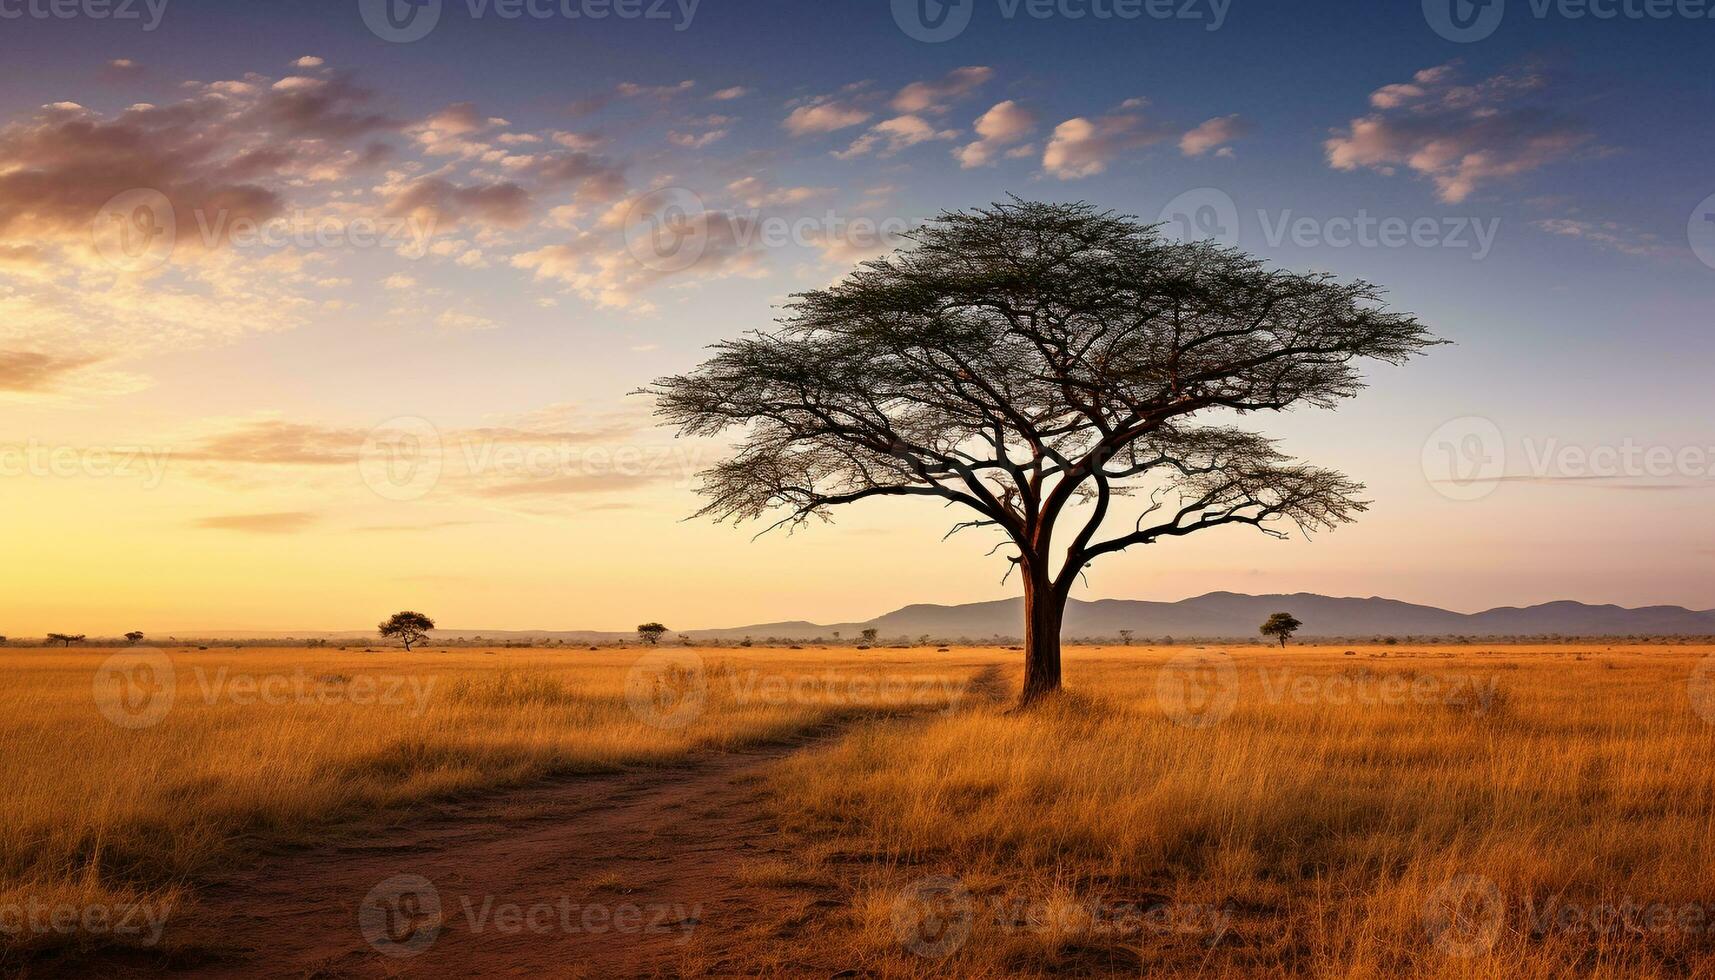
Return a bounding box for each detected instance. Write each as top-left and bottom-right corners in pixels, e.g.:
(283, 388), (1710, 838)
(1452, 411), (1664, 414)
(1260, 612), (1303, 648)
(45, 633), (85, 648)
(859, 628), (879, 646)
(124, 631), (145, 644)
(637, 622), (669, 646)
(378, 611), (434, 652)
(650, 200), (1438, 704)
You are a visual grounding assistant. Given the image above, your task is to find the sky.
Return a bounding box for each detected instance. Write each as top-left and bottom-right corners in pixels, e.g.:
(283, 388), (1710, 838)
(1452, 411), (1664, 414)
(1, 0), (1712, 633)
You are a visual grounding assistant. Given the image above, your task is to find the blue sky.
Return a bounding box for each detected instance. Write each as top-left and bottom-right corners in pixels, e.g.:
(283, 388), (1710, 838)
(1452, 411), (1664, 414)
(0, 0), (1711, 630)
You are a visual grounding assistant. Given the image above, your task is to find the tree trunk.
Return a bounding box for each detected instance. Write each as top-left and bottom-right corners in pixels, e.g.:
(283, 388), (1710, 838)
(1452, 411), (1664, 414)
(1019, 571), (1065, 706)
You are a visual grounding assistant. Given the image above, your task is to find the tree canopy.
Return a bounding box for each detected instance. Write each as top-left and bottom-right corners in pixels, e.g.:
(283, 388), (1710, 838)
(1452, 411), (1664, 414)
(650, 199), (1439, 701)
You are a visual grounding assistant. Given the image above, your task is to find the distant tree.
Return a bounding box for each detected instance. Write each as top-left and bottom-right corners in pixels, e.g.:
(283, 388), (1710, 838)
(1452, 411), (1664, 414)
(1117, 629), (1134, 646)
(831, 631), (842, 642)
(649, 199), (1438, 704)
(124, 631), (145, 644)
(637, 623), (669, 646)
(0, 636), (7, 645)
(1260, 612), (1303, 648)
(678, 633), (694, 646)
(377, 611), (435, 652)
(45, 633), (85, 648)
(859, 627), (879, 646)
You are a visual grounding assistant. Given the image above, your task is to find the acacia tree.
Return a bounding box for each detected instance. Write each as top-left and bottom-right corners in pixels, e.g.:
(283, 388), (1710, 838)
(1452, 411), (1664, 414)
(637, 622), (669, 646)
(45, 633), (84, 648)
(378, 611), (434, 652)
(650, 200), (1438, 705)
(1260, 612), (1303, 648)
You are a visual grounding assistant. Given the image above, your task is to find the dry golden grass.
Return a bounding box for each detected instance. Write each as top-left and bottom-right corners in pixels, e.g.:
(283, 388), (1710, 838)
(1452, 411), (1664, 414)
(9, 642), (1714, 977)
(0, 643), (972, 964)
(765, 643), (1715, 978)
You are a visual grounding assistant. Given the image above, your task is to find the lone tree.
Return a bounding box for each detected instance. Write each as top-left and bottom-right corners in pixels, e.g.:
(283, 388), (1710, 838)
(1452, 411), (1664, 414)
(45, 633), (85, 648)
(378, 611), (434, 652)
(637, 622), (669, 646)
(859, 627), (880, 646)
(1260, 612), (1303, 648)
(650, 200), (1437, 705)
(124, 631), (145, 644)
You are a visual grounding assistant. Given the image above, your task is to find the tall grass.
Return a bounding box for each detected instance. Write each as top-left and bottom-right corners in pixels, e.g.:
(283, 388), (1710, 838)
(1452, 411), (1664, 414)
(0, 644), (973, 963)
(767, 644), (1715, 977)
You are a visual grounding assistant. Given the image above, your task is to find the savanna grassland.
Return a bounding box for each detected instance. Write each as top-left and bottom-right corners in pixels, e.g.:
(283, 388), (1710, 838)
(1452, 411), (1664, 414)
(759, 643), (1715, 978)
(4, 642), (1714, 978)
(0, 644), (976, 968)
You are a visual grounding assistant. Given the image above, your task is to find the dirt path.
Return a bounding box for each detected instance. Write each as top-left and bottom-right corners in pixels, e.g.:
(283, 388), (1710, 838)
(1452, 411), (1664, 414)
(121, 727), (864, 979)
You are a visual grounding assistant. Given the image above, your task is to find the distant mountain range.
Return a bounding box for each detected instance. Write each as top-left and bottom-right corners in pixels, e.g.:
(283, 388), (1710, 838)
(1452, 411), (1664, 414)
(174, 592), (1715, 642)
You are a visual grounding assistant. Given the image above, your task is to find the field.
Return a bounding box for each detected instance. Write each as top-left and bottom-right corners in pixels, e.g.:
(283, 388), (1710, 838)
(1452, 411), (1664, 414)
(4, 642), (1714, 976)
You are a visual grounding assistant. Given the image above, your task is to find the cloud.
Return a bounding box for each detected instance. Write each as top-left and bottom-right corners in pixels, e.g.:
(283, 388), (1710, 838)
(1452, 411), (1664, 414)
(955, 100), (1037, 168)
(0, 350), (102, 393)
(1180, 114), (1250, 157)
(726, 176), (829, 207)
(783, 98), (872, 136)
(891, 66), (993, 115)
(194, 511), (318, 533)
(1325, 64), (1594, 203)
(710, 86), (750, 101)
(512, 205), (767, 310)
(292, 56), (325, 69)
(1534, 217), (1672, 258)
(1042, 106), (1171, 179)
(835, 115), (958, 159)
(383, 177), (533, 229)
(617, 80), (696, 100)
(668, 128), (727, 149)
